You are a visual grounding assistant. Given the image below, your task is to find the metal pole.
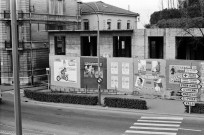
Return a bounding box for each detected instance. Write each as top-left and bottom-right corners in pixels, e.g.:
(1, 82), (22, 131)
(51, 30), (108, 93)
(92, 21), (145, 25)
(11, 0), (22, 135)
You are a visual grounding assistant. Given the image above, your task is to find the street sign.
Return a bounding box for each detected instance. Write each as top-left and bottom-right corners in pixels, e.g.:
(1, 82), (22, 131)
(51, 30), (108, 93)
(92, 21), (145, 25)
(184, 69), (198, 74)
(181, 97), (198, 102)
(180, 83), (201, 89)
(182, 73), (199, 79)
(183, 101), (195, 106)
(180, 88), (198, 93)
(180, 78), (200, 84)
(181, 92), (197, 97)
(97, 77), (103, 84)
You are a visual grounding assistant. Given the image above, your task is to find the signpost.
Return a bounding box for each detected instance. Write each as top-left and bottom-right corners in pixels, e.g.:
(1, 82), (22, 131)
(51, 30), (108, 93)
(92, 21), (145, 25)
(180, 67), (200, 114)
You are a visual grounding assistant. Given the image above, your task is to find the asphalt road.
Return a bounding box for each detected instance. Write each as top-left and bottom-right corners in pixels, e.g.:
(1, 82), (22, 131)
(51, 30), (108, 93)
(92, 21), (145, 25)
(0, 92), (204, 135)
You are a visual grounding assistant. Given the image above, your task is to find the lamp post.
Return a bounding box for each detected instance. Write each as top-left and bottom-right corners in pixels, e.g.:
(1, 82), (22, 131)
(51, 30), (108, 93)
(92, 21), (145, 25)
(78, 1), (101, 105)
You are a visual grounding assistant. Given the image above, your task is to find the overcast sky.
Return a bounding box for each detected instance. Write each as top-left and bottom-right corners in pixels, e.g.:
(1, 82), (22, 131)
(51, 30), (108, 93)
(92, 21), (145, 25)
(82, 0), (178, 29)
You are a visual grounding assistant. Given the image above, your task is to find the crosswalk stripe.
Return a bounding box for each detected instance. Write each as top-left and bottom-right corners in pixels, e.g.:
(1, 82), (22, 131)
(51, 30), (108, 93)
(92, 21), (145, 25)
(141, 117), (183, 121)
(133, 123), (180, 127)
(138, 120), (182, 123)
(130, 126), (179, 131)
(125, 130), (177, 135)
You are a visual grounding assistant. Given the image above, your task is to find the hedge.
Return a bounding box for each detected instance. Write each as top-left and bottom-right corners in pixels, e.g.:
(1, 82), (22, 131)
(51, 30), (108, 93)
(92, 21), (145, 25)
(24, 90), (98, 105)
(185, 103), (204, 114)
(104, 97), (147, 110)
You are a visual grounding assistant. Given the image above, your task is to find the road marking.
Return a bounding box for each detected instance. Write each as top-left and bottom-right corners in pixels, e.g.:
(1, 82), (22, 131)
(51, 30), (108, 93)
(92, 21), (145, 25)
(133, 123), (180, 127)
(141, 116), (183, 121)
(130, 126), (179, 131)
(125, 130), (177, 135)
(179, 128), (202, 132)
(138, 120), (182, 123)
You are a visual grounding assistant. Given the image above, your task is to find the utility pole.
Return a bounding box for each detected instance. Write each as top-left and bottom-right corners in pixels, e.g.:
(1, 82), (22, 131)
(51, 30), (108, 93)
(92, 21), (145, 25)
(11, 0), (22, 134)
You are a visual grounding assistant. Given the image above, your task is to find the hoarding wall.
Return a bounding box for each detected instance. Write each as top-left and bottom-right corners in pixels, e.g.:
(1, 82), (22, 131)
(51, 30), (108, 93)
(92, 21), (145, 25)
(133, 59), (166, 95)
(50, 55), (81, 88)
(80, 57), (107, 89)
(107, 58), (134, 94)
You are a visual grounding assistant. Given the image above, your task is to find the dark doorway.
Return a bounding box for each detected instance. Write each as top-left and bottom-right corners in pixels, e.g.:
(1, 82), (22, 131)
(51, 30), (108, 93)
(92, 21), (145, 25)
(149, 37), (164, 59)
(176, 37), (204, 60)
(113, 36), (131, 57)
(81, 36), (97, 56)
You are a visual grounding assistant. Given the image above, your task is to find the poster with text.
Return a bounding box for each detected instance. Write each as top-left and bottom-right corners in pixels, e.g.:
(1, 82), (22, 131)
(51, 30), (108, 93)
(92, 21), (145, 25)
(122, 62), (129, 75)
(54, 59), (77, 83)
(122, 76), (129, 89)
(111, 62), (118, 74)
(111, 76), (118, 88)
(138, 60), (146, 73)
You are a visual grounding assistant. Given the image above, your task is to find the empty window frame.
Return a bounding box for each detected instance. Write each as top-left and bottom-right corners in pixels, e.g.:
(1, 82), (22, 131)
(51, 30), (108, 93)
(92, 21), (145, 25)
(117, 20), (121, 30)
(107, 19), (111, 30)
(127, 20), (130, 29)
(113, 36), (131, 57)
(148, 37), (164, 59)
(54, 36), (66, 55)
(81, 36), (97, 56)
(83, 19), (89, 30)
(176, 37), (204, 60)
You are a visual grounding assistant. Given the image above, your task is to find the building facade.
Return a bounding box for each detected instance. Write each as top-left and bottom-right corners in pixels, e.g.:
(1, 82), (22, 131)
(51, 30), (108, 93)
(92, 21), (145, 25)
(0, 0), (80, 85)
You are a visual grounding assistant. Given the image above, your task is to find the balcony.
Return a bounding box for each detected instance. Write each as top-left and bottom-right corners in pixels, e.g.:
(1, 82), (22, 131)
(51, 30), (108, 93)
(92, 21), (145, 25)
(5, 41), (24, 50)
(0, 10), (81, 23)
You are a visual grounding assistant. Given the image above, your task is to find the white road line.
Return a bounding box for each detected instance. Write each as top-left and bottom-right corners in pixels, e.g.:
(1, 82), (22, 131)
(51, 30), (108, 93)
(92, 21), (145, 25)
(125, 130), (177, 135)
(130, 126), (179, 131)
(138, 120), (182, 123)
(179, 128), (202, 132)
(134, 123), (180, 127)
(141, 116), (183, 121)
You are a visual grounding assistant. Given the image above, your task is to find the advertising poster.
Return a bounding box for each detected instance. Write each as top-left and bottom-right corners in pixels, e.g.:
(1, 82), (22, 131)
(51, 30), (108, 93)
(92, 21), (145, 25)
(135, 76), (144, 91)
(122, 62), (129, 75)
(152, 61), (160, 73)
(169, 65), (193, 84)
(84, 62), (103, 78)
(111, 62), (118, 74)
(138, 60), (146, 73)
(54, 59), (77, 83)
(111, 76), (118, 88)
(122, 76), (129, 89)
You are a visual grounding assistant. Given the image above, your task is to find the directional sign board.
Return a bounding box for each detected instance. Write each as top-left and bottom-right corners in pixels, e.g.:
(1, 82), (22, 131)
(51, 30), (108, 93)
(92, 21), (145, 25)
(97, 77), (103, 84)
(180, 83), (201, 89)
(183, 101), (195, 106)
(181, 92), (197, 97)
(180, 78), (200, 84)
(180, 88), (198, 93)
(181, 97), (198, 102)
(182, 73), (199, 79)
(184, 69), (198, 74)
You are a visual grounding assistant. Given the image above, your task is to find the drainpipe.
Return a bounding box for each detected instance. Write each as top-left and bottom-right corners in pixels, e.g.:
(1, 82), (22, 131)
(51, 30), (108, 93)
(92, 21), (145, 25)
(29, 0), (33, 85)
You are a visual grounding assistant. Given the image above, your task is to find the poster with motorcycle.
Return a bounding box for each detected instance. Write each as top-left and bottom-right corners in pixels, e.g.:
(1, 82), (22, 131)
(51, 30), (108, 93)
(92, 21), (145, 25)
(54, 59), (77, 83)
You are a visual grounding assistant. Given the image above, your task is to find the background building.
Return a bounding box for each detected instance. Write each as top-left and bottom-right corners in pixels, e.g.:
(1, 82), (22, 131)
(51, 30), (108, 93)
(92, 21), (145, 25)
(0, 0), (80, 85)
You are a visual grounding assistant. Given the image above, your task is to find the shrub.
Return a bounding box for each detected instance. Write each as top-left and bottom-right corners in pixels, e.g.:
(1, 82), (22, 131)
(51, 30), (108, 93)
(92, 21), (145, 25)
(104, 97), (147, 110)
(24, 89), (98, 105)
(185, 103), (204, 114)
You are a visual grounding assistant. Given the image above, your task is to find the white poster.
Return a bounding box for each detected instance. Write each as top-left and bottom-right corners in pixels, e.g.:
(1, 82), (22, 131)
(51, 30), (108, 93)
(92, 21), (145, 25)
(122, 62), (129, 75)
(122, 76), (129, 89)
(111, 76), (118, 88)
(111, 62), (118, 74)
(54, 59), (77, 83)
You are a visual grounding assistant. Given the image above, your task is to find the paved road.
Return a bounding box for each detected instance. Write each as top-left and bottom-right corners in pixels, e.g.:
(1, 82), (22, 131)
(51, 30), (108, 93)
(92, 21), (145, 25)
(0, 92), (204, 135)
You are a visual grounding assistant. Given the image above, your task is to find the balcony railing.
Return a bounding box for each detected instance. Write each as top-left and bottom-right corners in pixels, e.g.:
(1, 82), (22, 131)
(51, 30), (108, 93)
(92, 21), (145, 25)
(0, 10), (80, 22)
(5, 40), (24, 50)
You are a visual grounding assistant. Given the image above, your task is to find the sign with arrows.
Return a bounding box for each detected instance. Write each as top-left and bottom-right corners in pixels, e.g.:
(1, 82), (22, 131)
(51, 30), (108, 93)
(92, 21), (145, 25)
(180, 88), (198, 93)
(183, 101), (195, 106)
(181, 92), (197, 97)
(180, 83), (201, 89)
(181, 97), (198, 102)
(182, 73), (199, 79)
(180, 78), (200, 84)
(184, 69), (198, 74)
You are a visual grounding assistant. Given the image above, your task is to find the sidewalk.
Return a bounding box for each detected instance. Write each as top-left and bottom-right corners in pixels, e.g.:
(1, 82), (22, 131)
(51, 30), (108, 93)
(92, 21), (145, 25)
(1, 85), (203, 118)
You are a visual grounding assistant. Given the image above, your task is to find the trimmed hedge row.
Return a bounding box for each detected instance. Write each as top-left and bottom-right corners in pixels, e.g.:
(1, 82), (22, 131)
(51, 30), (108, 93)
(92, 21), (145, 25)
(185, 103), (204, 114)
(24, 90), (98, 105)
(104, 97), (147, 110)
